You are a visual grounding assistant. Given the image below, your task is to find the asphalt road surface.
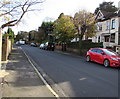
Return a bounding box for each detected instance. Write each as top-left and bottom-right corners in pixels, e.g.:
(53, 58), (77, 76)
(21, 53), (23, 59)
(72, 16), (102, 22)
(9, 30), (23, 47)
(22, 45), (119, 97)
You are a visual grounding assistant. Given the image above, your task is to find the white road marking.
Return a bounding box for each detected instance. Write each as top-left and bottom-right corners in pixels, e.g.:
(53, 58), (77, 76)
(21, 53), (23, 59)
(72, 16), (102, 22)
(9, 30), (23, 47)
(20, 47), (60, 98)
(79, 78), (87, 81)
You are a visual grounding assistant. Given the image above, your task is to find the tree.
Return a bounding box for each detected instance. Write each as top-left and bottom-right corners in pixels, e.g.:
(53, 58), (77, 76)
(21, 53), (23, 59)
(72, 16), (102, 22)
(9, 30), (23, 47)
(6, 28), (14, 43)
(53, 13), (76, 43)
(28, 30), (39, 42)
(0, 0), (44, 68)
(38, 27), (46, 42)
(94, 1), (118, 14)
(15, 32), (24, 41)
(74, 10), (96, 40)
(39, 21), (54, 42)
(4, 28), (14, 40)
(74, 10), (96, 55)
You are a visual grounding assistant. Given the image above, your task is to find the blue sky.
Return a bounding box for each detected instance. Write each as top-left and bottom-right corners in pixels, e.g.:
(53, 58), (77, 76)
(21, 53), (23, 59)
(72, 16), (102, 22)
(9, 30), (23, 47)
(12, 0), (120, 34)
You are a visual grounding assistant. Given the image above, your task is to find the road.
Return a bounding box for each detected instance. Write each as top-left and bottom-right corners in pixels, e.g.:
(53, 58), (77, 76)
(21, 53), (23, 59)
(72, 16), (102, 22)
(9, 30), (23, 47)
(22, 45), (118, 97)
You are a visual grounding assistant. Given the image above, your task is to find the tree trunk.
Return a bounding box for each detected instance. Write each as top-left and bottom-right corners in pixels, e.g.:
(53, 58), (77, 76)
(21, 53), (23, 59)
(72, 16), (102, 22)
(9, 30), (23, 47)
(0, 28), (3, 70)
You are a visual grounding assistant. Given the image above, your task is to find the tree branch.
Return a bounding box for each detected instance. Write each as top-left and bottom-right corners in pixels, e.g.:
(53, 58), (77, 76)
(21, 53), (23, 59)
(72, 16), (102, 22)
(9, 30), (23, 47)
(1, 20), (17, 29)
(0, 5), (22, 17)
(0, 0), (44, 29)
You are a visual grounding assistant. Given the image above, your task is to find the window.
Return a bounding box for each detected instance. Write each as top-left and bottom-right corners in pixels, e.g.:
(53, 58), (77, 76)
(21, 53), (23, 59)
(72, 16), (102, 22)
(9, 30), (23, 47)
(97, 23), (102, 31)
(104, 36), (110, 42)
(90, 49), (97, 53)
(106, 21), (110, 30)
(97, 49), (103, 54)
(99, 24), (102, 31)
(111, 19), (115, 29)
(110, 33), (115, 43)
(103, 49), (119, 55)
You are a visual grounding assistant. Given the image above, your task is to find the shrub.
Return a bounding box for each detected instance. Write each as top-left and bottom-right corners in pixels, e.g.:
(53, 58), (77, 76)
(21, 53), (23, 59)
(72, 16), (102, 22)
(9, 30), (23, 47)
(67, 40), (103, 56)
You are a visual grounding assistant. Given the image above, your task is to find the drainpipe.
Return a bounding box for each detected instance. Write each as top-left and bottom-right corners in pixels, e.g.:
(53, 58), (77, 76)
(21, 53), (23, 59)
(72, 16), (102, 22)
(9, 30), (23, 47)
(108, 19), (111, 48)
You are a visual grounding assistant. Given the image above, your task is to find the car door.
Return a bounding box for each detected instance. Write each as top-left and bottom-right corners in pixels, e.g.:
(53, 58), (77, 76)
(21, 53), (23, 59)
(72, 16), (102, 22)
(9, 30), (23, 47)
(90, 49), (97, 61)
(96, 49), (105, 64)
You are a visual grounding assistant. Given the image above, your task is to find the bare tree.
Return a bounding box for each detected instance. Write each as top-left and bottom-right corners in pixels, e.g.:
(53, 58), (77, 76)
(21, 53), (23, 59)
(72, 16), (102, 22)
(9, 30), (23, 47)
(74, 10), (96, 55)
(0, 0), (44, 28)
(0, 0), (44, 69)
(74, 10), (96, 40)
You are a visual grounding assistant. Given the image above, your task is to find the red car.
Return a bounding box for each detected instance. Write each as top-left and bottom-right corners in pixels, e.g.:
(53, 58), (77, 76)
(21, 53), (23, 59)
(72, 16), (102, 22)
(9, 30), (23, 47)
(86, 48), (120, 67)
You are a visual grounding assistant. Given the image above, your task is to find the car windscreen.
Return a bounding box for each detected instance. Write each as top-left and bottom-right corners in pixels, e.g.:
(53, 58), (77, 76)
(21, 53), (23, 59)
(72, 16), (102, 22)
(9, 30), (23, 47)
(103, 49), (119, 56)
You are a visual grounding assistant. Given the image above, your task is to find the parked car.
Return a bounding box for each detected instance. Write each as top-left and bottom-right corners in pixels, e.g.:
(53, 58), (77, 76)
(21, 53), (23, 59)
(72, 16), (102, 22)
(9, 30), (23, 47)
(39, 43), (45, 49)
(30, 43), (37, 47)
(19, 41), (25, 45)
(44, 42), (55, 51)
(16, 41), (25, 45)
(86, 48), (120, 67)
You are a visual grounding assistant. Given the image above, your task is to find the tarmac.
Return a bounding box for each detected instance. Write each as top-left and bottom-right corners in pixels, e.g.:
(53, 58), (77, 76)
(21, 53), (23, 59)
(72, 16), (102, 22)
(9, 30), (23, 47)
(0, 46), (56, 98)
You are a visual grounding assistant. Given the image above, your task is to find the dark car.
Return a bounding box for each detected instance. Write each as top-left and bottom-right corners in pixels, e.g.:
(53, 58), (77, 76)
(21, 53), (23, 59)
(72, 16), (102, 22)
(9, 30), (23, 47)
(86, 48), (120, 67)
(45, 42), (55, 51)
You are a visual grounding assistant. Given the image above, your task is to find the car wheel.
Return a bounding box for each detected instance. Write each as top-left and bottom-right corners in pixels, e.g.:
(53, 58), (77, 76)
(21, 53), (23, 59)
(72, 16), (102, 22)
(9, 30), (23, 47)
(86, 56), (91, 62)
(103, 59), (110, 67)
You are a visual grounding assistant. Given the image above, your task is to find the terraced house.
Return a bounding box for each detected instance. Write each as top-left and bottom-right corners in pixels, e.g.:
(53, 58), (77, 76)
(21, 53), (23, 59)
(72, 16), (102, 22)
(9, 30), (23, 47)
(92, 2), (120, 53)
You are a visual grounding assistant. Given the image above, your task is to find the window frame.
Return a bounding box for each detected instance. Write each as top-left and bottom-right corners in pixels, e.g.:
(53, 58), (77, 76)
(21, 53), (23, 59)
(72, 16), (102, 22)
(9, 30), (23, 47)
(111, 19), (115, 29)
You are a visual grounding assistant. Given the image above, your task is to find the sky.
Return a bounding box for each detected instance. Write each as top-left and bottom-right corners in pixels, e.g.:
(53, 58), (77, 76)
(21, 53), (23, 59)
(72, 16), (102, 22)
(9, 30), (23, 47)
(11, 0), (120, 34)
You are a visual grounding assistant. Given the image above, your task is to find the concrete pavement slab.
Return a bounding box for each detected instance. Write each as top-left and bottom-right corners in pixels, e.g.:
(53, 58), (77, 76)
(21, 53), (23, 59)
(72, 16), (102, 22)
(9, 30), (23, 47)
(1, 46), (55, 98)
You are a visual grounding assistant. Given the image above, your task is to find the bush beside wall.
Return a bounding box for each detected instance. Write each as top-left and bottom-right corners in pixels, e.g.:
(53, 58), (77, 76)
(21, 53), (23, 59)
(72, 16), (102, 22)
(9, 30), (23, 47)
(67, 41), (103, 56)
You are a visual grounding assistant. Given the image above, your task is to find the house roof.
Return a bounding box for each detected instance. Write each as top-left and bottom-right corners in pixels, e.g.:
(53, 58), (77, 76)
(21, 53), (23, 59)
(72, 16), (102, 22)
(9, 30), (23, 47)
(101, 10), (117, 19)
(96, 10), (118, 22)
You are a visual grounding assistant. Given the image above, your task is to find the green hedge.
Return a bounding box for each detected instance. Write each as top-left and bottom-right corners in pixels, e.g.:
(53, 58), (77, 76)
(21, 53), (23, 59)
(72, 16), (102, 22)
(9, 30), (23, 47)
(67, 42), (79, 49)
(67, 40), (103, 56)
(67, 41), (103, 49)
(81, 40), (103, 49)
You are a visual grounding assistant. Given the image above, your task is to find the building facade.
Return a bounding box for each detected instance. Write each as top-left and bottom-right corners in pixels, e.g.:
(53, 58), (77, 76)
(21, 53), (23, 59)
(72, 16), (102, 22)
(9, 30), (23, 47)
(92, 10), (120, 53)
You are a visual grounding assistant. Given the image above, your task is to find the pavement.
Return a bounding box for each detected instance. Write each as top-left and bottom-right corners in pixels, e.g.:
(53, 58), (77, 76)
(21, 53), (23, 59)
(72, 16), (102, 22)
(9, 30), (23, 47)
(0, 46), (56, 98)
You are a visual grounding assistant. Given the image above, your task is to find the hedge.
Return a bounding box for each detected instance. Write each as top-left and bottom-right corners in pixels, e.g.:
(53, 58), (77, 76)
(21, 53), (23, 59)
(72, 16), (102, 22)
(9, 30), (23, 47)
(67, 40), (103, 56)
